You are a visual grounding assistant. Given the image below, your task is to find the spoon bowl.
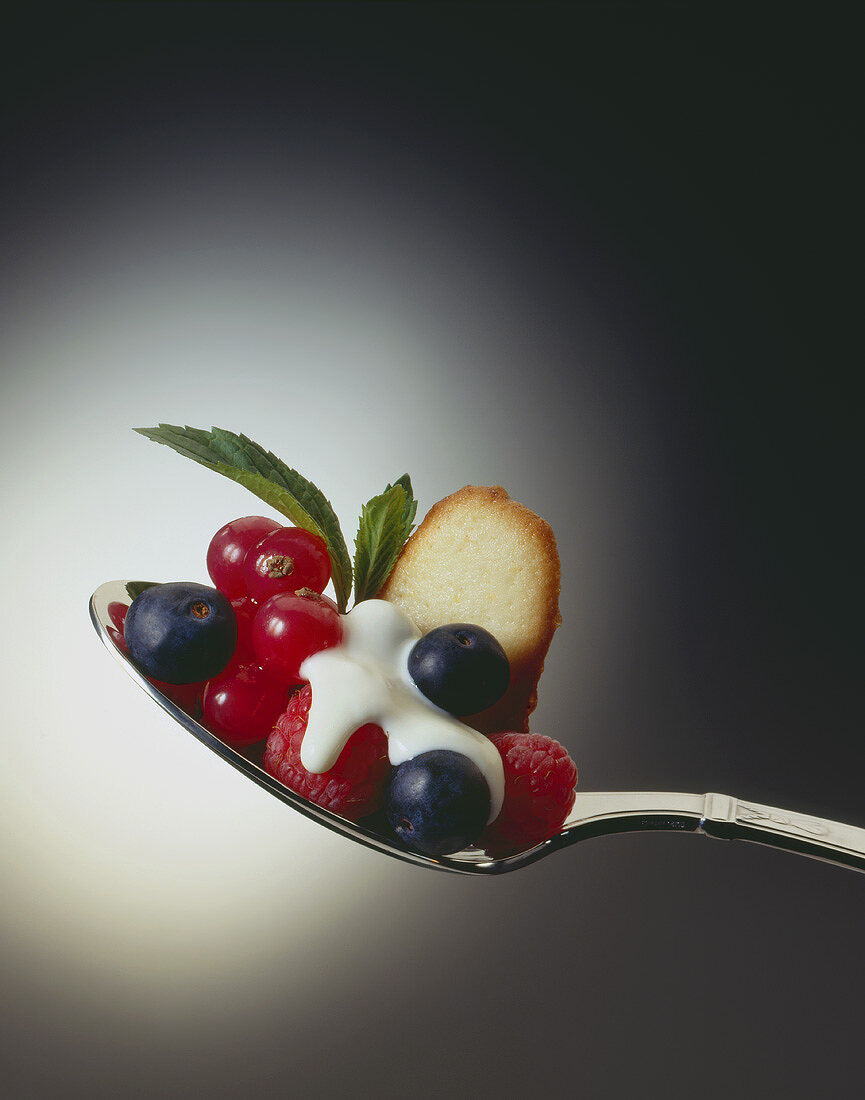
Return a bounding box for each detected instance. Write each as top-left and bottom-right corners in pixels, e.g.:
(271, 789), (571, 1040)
(91, 581), (865, 876)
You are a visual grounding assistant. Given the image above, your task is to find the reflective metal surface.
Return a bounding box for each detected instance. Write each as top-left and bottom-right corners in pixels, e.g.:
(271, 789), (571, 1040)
(91, 581), (865, 876)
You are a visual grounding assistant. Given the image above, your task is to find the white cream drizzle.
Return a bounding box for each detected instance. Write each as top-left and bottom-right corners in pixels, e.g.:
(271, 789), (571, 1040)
(299, 599), (504, 823)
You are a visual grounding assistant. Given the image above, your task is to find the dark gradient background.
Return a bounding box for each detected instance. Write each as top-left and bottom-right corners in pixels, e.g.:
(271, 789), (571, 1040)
(1, 5), (862, 1098)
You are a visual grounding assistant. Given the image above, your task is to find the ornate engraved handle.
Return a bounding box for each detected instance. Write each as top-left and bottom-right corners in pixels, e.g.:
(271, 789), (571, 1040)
(700, 793), (865, 871)
(562, 791), (865, 873)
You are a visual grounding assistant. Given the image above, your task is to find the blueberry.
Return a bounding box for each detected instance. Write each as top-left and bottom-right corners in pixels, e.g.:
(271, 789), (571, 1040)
(384, 749), (491, 856)
(407, 623), (509, 715)
(124, 582), (237, 684)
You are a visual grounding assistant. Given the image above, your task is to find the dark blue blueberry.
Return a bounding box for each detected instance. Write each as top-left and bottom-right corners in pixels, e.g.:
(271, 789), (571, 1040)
(124, 582), (237, 684)
(407, 623), (509, 716)
(384, 749), (491, 856)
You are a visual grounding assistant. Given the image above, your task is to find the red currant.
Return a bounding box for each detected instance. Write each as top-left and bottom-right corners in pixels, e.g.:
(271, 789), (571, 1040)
(252, 591), (343, 684)
(153, 678), (205, 718)
(207, 516), (283, 598)
(243, 527), (331, 604)
(229, 596), (257, 665)
(202, 663), (288, 747)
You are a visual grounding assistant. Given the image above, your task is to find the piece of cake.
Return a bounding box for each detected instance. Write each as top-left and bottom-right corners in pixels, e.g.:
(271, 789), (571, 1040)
(377, 485), (561, 734)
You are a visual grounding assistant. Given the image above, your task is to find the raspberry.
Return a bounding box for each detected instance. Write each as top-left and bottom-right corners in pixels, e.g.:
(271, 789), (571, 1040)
(263, 684), (390, 821)
(479, 732), (578, 856)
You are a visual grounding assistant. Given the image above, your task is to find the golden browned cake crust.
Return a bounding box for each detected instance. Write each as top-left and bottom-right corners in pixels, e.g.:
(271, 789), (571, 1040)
(377, 485), (561, 734)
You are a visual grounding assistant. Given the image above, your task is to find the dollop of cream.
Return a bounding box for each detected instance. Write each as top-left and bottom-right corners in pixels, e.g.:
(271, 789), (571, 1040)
(299, 599), (504, 822)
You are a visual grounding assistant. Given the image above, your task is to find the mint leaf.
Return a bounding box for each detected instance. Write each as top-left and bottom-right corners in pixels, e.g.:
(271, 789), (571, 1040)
(353, 476), (418, 604)
(135, 425), (353, 612)
(391, 473), (417, 530)
(125, 581), (158, 602)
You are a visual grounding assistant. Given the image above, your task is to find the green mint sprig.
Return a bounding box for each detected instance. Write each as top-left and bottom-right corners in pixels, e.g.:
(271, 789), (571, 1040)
(135, 425), (354, 611)
(135, 425), (417, 612)
(353, 475), (418, 604)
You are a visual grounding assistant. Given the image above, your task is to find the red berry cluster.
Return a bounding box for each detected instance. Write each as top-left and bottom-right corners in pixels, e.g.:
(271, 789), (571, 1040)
(111, 516), (343, 749)
(112, 515), (578, 851)
(202, 516), (340, 747)
(206, 517), (388, 817)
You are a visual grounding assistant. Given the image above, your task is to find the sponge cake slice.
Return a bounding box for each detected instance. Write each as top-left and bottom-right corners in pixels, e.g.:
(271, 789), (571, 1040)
(377, 485), (561, 734)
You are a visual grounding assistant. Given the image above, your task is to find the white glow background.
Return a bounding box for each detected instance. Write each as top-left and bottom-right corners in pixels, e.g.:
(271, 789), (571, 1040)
(1, 8), (861, 1097)
(0, 112), (664, 1081)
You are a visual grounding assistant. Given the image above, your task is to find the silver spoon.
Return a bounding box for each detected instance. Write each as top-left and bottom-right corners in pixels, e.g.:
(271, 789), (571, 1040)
(90, 581), (865, 876)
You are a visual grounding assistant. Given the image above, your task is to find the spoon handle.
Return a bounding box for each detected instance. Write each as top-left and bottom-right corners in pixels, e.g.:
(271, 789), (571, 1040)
(701, 792), (865, 872)
(563, 791), (865, 873)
